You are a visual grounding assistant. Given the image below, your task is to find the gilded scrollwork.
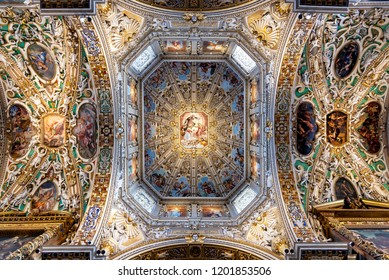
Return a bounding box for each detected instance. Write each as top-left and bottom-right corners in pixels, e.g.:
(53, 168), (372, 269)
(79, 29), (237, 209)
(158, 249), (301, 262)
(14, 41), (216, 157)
(0, 7), (118, 249)
(290, 10), (389, 241)
(246, 1), (291, 52)
(142, 61), (246, 198)
(98, 2), (144, 56)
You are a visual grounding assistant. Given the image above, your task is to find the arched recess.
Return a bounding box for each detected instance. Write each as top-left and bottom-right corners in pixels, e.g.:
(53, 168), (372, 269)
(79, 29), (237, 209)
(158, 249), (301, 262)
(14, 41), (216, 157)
(111, 238), (282, 260)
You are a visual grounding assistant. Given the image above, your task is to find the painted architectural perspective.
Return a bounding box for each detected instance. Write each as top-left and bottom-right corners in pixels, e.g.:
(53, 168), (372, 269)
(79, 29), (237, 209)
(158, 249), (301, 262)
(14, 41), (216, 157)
(0, 0), (389, 261)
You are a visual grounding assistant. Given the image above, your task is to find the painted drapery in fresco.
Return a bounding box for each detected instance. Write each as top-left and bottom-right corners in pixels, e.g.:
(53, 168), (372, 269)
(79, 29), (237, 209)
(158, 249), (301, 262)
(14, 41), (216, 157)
(73, 103), (98, 159)
(8, 104), (35, 158)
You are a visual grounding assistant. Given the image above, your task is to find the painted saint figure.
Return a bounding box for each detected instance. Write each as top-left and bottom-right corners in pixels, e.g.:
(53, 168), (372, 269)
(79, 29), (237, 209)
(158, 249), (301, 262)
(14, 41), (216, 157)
(335, 177), (358, 201)
(31, 181), (57, 211)
(170, 177), (191, 197)
(27, 44), (56, 80)
(357, 102), (381, 154)
(327, 111), (347, 146)
(43, 115), (65, 147)
(180, 112), (208, 149)
(9, 104), (35, 158)
(73, 104), (98, 158)
(198, 177), (219, 197)
(296, 102), (318, 155)
(334, 42), (359, 78)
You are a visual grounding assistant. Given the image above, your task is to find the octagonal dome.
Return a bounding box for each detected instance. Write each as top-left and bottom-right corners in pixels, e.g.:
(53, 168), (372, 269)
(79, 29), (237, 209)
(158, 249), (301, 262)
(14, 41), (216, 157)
(142, 61), (246, 198)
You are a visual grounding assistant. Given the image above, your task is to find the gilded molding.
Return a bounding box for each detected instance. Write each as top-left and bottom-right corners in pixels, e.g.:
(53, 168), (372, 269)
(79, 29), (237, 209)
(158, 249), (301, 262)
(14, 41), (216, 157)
(274, 15), (317, 241)
(69, 18), (115, 245)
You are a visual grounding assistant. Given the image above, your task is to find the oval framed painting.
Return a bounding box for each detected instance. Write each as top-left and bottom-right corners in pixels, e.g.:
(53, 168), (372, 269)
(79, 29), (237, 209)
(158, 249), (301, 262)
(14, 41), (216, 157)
(8, 103), (35, 158)
(296, 102), (318, 155)
(334, 42), (359, 79)
(73, 103), (98, 159)
(27, 43), (56, 81)
(357, 102), (381, 154)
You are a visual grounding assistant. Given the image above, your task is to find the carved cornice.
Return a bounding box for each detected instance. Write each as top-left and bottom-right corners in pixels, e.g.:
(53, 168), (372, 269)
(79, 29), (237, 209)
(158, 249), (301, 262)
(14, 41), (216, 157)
(329, 219), (389, 260)
(0, 211), (75, 232)
(5, 226), (59, 260)
(0, 211), (75, 260)
(116, 0), (273, 18)
(314, 200), (389, 260)
(40, 0), (106, 16)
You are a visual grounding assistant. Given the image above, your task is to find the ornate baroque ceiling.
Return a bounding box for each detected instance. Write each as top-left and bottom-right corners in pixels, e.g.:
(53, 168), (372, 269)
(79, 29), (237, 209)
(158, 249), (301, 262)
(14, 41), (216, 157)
(291, 10), (389, 239)
(143, 61), (246, 198)
(0, 0), (389, 260)
(0, 12), (98, 217)
(0, 7), (114, 252)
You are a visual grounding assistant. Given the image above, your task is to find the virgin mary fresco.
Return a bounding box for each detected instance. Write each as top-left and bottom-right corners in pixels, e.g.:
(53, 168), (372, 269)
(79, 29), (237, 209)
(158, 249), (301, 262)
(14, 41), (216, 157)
(180, 112), (208, 149)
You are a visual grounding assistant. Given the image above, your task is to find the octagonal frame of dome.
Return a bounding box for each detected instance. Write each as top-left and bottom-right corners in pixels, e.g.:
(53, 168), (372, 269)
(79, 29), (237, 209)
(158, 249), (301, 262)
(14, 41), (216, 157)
(140, 59), (248, 200)
(127, 38), (260, 78)
(121, 35), (265, 223)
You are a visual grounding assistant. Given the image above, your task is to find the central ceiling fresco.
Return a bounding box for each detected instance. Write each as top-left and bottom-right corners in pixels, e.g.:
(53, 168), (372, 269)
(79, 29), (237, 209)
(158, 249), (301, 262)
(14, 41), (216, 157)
(143, 61), (246, 198)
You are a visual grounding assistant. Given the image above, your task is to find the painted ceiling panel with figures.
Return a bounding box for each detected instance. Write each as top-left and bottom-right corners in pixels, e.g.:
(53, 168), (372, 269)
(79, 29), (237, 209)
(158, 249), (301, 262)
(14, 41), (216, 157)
(290, 10), (389, 240)
(143, 61), (246, 198)
(0, 8), (114, 241)
(95, 0), (287, 259)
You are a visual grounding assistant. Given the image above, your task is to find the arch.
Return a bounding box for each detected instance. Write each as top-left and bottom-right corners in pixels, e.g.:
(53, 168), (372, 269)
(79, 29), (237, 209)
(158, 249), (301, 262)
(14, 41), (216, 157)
(112, 238), (282, 260)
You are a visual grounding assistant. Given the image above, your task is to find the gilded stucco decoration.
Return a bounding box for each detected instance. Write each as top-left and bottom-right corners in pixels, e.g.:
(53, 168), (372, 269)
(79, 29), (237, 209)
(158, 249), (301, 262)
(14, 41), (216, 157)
(290, 9), (389, 240)
(0, 0), (314, 259)
(0, 71), (6, 186)
(143, 61), (245, 198)
(247, 1), (292, 51)
(0, 9), (96, 222)
(98, 2), (143, 55)
(248, 11), (281, 50)
(270, 1), (291, 20)
(95, 0), (282, 259)
(246, 207), (288, 253)
(69, 18), (115, 245)
(182, 13), (206, 24)
(0, 7), (115, 247)
(274, 14), (317, 241)
(100, 209), (144, 255)
(104, 189), (285, 259)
